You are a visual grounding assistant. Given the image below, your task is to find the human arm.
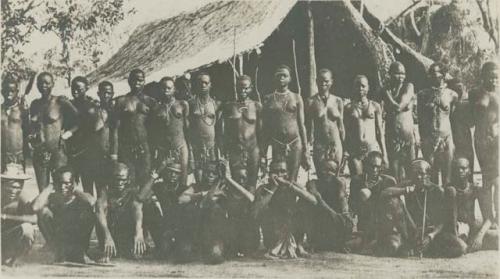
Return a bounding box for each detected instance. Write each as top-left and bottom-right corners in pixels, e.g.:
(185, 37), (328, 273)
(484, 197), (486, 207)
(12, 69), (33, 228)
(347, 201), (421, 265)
(296, 95), (311, 170)
(275, 177), (317, 205)
(337, 98), (346, 141)
(178, 186), (208, 204)
(31, 185), (54, 212)
(250, 182), (279, 219)
(222, 159), (254, 202)
(74, 188), (96, 207)
(136, 160), (168, 202)
(110, 100), (120, 160)
(374, 103), (388, 166)
(132, 200), (146, 256)
(59, 96), (79, 138)
(305, 98), (314, 144)
(95, 190), (116, 258)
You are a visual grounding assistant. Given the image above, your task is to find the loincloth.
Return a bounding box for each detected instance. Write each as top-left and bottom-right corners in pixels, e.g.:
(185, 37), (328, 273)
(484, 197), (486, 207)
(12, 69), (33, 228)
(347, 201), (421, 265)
(192, 143), (217, 168)
(156, 143), (186, 163)
(313, 142), (341, 163)
(271, 137), (300, 160)
(423, 134), (453, 154)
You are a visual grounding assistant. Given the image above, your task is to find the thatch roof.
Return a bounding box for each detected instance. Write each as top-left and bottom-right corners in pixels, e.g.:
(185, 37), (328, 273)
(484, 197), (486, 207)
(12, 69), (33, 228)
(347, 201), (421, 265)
(88, 0), (296, 85)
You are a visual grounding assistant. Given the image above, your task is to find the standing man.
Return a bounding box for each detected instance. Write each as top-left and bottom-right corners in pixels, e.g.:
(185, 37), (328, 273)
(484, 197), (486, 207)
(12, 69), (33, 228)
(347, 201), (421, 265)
(344, 75), (387, 176)
(2, 75), (29, 172)
(1, 164), (36, 266)
(222, 75), (262, 191)
(67, 76), (100, 194)
(188, 73), (222, 183)
(381, 62), (419, 182)
(111, 69), (157, 187)
(471, 61), (499, 226)
(32, 166), (95, 263)
(306, 69), (345, 170)
(29, 72), (78, 191)
(417, 63), (458, 185)
(151, 77), (190, 186)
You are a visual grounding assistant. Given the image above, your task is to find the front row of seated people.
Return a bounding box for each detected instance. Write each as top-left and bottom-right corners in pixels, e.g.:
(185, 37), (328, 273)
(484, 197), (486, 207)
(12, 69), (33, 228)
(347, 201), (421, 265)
(1, 153), (497, 265)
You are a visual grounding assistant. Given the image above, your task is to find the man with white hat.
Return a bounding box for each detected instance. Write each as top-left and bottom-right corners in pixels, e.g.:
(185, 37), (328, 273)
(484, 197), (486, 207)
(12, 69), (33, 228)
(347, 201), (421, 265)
(1, 163), (35, 266)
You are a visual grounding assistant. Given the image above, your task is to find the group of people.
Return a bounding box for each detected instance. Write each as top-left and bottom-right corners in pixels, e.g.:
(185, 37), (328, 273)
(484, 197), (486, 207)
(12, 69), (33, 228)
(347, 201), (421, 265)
(1, 59), (498, 266)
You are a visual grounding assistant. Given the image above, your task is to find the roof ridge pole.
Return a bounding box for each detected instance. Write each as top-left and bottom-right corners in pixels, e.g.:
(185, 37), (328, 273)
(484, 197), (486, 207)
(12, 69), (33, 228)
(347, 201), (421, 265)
(306, 0), (317, 99)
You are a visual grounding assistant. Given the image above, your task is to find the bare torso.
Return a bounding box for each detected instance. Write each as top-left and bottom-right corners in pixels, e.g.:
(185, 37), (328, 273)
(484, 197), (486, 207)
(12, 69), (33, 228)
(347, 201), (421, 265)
(418, 87), (457, 141)
(188, 96), (220, 147)
(1, 101), (27, 155)
(308, 94), (343, 147)
(383, 83), (415, 143)
(345, 100), (381, 153)
(223, 100), (261, 147)
(154, 100), (188, 149)
(263, 90), (300, 142)
(114, 93), (155, 146)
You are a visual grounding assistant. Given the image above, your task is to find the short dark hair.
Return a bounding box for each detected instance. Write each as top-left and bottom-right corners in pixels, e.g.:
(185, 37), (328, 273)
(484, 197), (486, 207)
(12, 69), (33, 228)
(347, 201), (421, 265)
(98, 80), (113, 91)
(481, 61), (499, 77)
(159, 76), (175, 84)
(389, 61), (405, 74)
(128, 69), (145, 81)
(53, 166), (74, 184)
(238, 75), (252, 83)
(275, 64), (292, 74)
(318, 68), (333, 79)
(37, 72), (54, 82)
(428, 62), (448, 76)
(2, 74), (19, 92)
(71, 76), (89, 88)
(363, 151), (383, 166)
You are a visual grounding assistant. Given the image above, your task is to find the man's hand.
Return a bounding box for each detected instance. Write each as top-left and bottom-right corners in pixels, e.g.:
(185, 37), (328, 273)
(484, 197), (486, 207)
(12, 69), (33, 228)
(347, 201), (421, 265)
(260, 157), (268, 179)
(133, 230), (146, 256)
(110, 154), (118, 161)
(416, 233), (432, 253)
(220, 158), (231, 178)
(104, 235), (117, 258)
(301, 150), (312, 171)
(60, 131), (73, 140)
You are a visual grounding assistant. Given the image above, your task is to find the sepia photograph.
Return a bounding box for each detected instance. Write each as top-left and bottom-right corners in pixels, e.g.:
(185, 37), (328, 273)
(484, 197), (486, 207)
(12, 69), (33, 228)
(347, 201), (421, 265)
(1, 0), (499, 277)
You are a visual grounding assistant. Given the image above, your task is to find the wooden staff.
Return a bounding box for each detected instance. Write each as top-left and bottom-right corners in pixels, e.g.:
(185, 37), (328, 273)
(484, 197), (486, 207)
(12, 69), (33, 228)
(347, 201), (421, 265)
(420, 189), (427, 259)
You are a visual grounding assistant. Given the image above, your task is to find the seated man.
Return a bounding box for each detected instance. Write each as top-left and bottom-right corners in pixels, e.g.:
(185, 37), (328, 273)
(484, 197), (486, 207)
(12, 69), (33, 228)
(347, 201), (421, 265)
(95, 163), (147, 262)
(447, 157), (498, 252)
(32, 166), (95, 263)
(1, 163), (36, 266)
(380, 159), (467, 258)
(176, 160), (255, 264)
(348, 151), (397, 254)
(136, 161), (187, 259)
(296, 159), (354, 253)
(252, 160), (317, 259)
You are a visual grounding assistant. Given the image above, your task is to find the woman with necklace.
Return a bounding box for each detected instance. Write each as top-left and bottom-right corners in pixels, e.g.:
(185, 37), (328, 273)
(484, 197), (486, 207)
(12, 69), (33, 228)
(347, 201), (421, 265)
(188, 72), (222, 183)
(221, 75), (262, 192)
(29, 72), (78, 191)
(151, 77), (190, 186)
(344, 75), (387, 177)
(261, 65), (310, 181)
(381, 62), (418, 183)
(417, 63), (458, 186)
(306, 68), (345, 173)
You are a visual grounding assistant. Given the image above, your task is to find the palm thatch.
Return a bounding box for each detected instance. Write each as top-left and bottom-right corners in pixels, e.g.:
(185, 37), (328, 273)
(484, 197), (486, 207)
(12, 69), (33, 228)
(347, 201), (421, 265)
(87, 0), (295, 85)
(89, 0), (433, 99)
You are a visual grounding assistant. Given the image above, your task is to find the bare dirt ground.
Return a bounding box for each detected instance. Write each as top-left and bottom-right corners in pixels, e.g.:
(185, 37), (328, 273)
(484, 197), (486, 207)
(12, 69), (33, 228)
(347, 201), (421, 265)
(2, 248), (498, 278)
(2, 162), (499, 278)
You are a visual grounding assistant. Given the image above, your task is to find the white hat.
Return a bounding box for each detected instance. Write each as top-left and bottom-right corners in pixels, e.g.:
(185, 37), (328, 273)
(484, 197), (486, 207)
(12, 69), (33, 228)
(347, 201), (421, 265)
(1, 163), (30, 180)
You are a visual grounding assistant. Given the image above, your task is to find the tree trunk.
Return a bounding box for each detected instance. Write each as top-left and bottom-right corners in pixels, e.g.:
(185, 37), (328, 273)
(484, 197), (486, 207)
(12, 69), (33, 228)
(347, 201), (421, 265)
(306, 1), (317, 99)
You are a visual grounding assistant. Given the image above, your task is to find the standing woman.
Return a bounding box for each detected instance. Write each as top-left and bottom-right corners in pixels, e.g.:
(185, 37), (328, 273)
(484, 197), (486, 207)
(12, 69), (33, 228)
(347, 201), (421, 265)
(29, 72), (78, 191)
(306, 69), (345, 171)
(344, 75), (387, 176)
(381, 62), (418, 182)
(188, 72), (222, 183)
(151, 77), (190, 186)
(472, 61), (499, 225)
(417, 63), (458, 185)
(261, 65), (310, 181)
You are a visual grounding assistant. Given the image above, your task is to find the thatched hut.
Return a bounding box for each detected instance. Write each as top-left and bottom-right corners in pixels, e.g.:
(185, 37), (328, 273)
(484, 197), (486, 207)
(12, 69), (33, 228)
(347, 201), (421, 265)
(88, 0), (433, 101)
